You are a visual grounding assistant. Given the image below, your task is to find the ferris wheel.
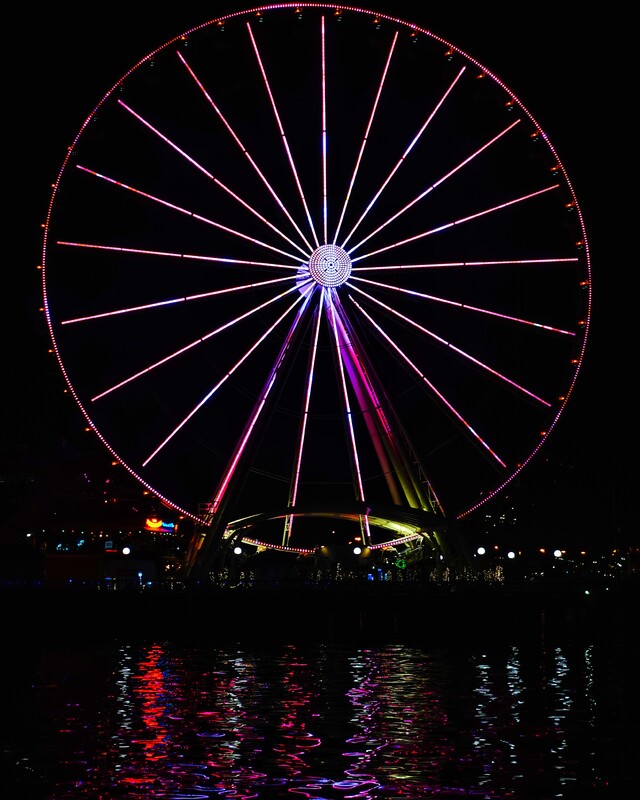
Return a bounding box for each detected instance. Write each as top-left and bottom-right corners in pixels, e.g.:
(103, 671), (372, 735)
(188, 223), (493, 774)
(41, 4), (591, 574)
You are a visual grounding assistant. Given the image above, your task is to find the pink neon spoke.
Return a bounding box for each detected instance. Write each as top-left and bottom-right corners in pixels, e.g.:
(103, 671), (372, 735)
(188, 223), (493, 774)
(207, 289), (315, 513)
(118, 100), (310, 258)
(352, 299), (507, 468)
(350, 184), (560, 262)
(57, 240), (301, 271)
(62, 276), (295, 325)
(177, 51), (314, 252)
(247, 21), (319, 248)
(326, 292), (371, 544)
(332, 31), (398, 245)
(349, 119), (522, 253)
(350, 275), (575, 336)
(77, 165), (305, 262)
(352, 256), (579, 271)
(321, 16), (328, 244)
(143, 289), (312, 467)
(348, 283), (550, 406)
(284, 289), (324, 545)
(328, 290), (445, 515)
(332, 318), (401, 503)
(340, 66), (466, 250)
(329, 291), (394, 441)
(326, 293), (367, 504)
(92, 281), (310, 401)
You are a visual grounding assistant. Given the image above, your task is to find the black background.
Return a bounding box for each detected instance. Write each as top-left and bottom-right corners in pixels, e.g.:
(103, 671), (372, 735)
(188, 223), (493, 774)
(4, 2), (630, 550)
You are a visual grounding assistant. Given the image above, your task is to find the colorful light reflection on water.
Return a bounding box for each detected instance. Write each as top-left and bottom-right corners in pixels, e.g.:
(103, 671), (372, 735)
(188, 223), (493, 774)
(4, 634), (636, 798)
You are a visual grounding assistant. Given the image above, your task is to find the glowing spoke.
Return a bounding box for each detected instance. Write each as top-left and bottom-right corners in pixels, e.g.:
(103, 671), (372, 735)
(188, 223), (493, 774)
(326, 291), (371, 544)
(350, 184), (560, 262)
(205, 288), (315, 514)
(328, 293), (417, 511)
(284, 289), (324, 546)
(348, 283), (550, 406)
(92, 281), (311, 401)
(247, 21), (319, 247)
(77, 165), (306, 262)
(350, 275), (575, 336)
(348, 119), (521, 254)
(340, 66), (466, 249)
(177, 51), (314, 252)
(328, 296), (366, 502)
(332, 31), (398, 245)
(321, 16), (328, 244)
(118, 100), (310, 257)
(57, 240), (302, 271)
(352, 299), (507, 468)
(352, 256), (579, 272)
(143, 288), (313, 467)
(62, 276), (296, 325)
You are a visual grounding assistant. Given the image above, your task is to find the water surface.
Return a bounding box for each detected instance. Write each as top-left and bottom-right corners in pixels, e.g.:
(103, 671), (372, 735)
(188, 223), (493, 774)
(3, 608), (637, 799)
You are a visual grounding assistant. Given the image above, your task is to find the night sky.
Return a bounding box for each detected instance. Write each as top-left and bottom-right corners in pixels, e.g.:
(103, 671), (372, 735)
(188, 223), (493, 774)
(5, 3), (629, 551)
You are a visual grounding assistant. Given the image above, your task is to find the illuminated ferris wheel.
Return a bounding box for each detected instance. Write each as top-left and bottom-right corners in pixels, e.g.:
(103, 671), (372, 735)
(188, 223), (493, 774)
(41, 4), (591, 575)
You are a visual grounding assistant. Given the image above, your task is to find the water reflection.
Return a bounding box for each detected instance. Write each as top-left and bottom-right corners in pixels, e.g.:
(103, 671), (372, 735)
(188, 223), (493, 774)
(5, 634), (636, 798)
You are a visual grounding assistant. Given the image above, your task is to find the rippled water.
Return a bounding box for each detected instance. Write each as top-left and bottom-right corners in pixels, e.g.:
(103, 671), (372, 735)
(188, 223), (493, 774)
(3, 604), (637, 799)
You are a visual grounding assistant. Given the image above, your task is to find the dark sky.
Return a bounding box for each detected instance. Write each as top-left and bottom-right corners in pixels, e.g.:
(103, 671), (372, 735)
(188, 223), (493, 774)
(6, 3), (629, 550)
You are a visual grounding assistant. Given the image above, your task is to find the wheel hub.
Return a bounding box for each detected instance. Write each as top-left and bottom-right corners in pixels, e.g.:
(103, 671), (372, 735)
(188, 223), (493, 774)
(308, 244), (352, 287)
